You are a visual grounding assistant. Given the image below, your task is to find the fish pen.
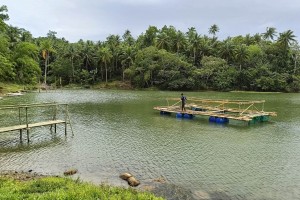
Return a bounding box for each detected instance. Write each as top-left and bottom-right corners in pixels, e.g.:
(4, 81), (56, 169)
(153, 98), (277, 125)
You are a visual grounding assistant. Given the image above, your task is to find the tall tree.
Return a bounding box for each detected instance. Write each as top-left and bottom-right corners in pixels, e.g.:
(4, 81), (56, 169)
(40, 39), (55, 84)
(208, 24), (219, 38)
(0, 5), (9, 31)
(172, 30), (186, 54)
(143, 26), (158, 47)
(155, 32), (171, 50)
(79, 40), (95, 71)
(277, 30), (296, 49)
(14, 42), (41, 84)
(122, 29), (135, 46)
(234, 44), (249, 72)
(262, 27), (277, 41)
(64, 43), (80, 82)
(99, 47), (112, 83)
(189, 33), (201, 65)
(107, 34), (121, 75)
(219, 39), (235, 63)
(6, 26), (21, 49)
(120, 45), (136, 81)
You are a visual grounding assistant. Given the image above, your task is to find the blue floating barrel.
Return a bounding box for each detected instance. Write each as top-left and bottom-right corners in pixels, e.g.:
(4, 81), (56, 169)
(176, 113), (184, 118)
(160, 111), (171, 115)
(216, 117), (229, 124)
(183, 114), (194, 119)
(209, 116), (216, 122)
(261, 115), (269, 122)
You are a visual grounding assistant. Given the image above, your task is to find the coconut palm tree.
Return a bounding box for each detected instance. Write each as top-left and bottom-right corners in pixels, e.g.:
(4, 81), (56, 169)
(155, 32), (171, 50)
(208, 24), (219, 38)
(219, 39), (235, 63)
(99, 47), (112, 83)
(262, 27), (277, 41)
(106, 34), (121, 74)
(172, 30), (186, 54)
(277, 30), (296, 49)
(189, 33), (202, 65)
(120, 45), (136, 81)
(234, 44), (249, 72)
(40, 39), (55, 84)
(79, 40), (96, 71)
(122, 29), (135, 46)
(64, 44), (80, 82)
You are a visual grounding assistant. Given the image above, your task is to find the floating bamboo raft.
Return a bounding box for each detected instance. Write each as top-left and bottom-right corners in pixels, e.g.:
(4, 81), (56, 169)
(153, 98), (277, 124)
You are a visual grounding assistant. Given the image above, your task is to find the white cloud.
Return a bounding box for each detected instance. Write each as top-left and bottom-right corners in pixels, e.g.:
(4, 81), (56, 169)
(1, 0), (299, 42)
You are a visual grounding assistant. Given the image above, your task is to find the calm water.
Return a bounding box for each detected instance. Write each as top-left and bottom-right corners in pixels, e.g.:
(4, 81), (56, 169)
(0, 90), (300, 200)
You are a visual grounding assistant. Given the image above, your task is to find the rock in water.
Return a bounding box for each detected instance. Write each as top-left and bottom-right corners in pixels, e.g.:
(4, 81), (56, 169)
(119, 172), (132, 180)
(127, 176), (140, 187)
(63, 169), (78, 176)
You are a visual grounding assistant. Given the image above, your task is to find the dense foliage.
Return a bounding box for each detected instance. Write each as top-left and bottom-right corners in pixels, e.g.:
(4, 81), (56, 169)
(1, 5), (300, 92)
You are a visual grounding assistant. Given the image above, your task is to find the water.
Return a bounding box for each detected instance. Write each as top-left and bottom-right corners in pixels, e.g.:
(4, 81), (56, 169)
(1, 90), (300, 200)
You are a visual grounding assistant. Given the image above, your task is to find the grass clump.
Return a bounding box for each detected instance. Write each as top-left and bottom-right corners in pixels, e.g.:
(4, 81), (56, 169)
(0, 82), (37, 95)
(0, 176), (164, 200)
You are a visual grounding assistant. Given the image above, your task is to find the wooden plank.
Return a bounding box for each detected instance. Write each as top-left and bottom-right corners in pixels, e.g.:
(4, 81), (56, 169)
(0, 124), (27, 133)
(0, 120), (66, 133)
(28, 120), (65, 128)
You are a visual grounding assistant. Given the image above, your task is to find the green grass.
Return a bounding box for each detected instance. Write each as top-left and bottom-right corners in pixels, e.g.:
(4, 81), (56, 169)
(0, 176), (164, 200)
(0, 82), (37, 95)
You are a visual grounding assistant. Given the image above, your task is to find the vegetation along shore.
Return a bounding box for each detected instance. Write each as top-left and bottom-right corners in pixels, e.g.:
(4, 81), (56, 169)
(0, 5), (300, 93)
(0, 170), (164, 200)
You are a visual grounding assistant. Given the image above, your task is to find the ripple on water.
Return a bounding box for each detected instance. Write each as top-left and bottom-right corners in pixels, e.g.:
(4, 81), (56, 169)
(1, 90), (300, 200)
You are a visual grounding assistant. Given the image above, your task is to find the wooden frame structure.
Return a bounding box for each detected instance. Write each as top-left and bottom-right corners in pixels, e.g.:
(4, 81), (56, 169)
(0, 102), (73, 142)
(154, 98), (277, 124)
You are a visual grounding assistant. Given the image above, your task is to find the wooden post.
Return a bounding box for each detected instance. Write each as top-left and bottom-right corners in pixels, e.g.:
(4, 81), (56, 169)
(18, 107), (21, 125)
(19, 107), (22, 142)
(25, 106), (29, 142)
(20, 129), (22, 141)
(65, 104), (74, 136)
(54, 124), (57, 133)
(26, 130), (29, 143)
(65, 122), (67, 136)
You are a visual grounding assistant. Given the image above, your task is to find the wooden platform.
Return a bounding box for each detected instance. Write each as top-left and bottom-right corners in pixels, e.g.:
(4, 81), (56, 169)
(0, 102), (73, 143)
(0, 120), (66, 133)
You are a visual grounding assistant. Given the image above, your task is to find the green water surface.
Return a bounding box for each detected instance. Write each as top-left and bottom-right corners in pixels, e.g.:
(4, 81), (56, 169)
(0, 90), (299, 200)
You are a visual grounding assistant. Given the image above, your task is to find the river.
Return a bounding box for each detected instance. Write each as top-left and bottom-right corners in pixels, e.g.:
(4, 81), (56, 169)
(0, 90), (300, 200)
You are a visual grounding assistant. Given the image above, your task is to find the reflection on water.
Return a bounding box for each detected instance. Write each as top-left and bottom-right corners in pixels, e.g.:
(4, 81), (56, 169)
(1, 90), (300, 200)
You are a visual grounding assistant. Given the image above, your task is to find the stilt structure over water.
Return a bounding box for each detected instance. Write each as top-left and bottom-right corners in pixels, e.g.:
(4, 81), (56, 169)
(154, 98), (277, 124)
(0, 103), (73, 142)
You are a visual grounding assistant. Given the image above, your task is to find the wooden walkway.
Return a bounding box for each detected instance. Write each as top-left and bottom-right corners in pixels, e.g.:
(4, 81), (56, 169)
(0, 120), (66, 133)
(0, 103), (73, 143)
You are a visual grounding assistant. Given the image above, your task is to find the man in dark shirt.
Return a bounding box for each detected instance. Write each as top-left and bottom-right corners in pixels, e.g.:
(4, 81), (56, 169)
(181, 93), (187, 111)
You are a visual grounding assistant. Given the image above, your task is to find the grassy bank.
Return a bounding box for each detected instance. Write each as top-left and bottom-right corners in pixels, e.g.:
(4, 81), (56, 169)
(0, 82), (37, 95)
(0, 173), (164, 200)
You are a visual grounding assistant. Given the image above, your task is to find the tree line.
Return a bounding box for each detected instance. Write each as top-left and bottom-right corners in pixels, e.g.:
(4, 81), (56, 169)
(0, 5), (300, 92)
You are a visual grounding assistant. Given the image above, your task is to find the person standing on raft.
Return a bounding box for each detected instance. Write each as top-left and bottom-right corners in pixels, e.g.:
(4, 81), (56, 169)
(181, 93), (187, 111)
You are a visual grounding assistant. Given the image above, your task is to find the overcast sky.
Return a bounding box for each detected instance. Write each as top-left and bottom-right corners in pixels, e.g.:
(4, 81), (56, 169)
(1, 0), (299, 42)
